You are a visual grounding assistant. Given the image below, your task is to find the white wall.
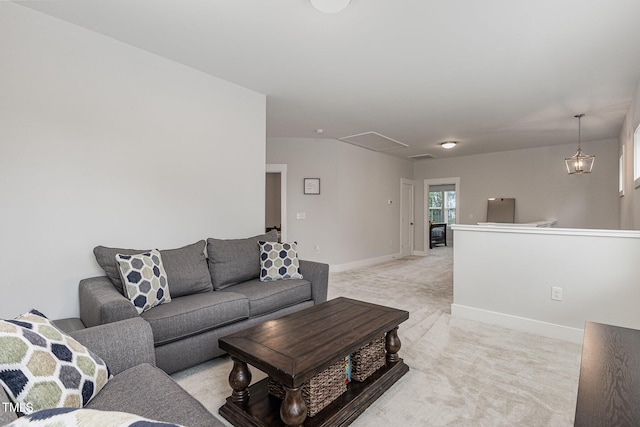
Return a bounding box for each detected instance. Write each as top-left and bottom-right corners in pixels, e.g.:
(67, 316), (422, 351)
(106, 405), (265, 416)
(0, 4), (266, 319)
(413, 140), (619, 251)
(266, 138), (413, 267)
(452, 225), (640, 343)
(619, 78), (640, 229)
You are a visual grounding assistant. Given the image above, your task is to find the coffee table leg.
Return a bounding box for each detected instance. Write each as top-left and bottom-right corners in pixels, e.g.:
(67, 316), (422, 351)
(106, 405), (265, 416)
(385, 326), (401, 363)
(280, 386), (306, 427)
(229, 357), (252, 403)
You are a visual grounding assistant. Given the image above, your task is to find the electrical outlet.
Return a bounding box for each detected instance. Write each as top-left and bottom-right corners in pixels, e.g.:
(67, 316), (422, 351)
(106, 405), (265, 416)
(296, 212), (306, 220)
(551, 286), (563, 301)
(314, 245), (320, 253)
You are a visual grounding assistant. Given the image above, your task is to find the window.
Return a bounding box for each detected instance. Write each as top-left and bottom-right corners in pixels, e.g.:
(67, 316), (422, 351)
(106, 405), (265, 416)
(428, 185), (456, 225)
(634, 124), (640, 189)
(429, 191), (443, 222)
(444, 191), (456, 224)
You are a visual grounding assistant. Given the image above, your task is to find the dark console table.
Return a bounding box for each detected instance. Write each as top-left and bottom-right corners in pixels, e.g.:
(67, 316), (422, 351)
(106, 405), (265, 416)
(574, 321), (640, 426)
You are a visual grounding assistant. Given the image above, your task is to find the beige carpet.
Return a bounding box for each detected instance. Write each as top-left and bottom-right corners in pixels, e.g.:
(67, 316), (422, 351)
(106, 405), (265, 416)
(173, 247), (582, 426)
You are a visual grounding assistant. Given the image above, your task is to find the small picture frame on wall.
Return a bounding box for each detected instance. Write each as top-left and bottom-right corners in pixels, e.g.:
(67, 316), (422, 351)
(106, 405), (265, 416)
(304, 178), (320, 195)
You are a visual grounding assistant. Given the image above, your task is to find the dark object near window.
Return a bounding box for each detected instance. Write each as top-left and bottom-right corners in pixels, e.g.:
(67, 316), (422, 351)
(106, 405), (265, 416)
(487, 198), (515, 223)
(430, 223), (447, 249)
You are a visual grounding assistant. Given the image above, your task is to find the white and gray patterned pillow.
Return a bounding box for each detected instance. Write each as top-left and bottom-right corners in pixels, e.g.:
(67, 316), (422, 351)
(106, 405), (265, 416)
(116, 249), (171, 314)
(0, 310), (110, 415)
(6, 407), (185, 426)
(258, 241), (303, 281)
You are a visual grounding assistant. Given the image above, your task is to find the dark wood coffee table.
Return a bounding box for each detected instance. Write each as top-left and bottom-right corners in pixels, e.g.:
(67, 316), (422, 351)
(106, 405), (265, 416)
(218, 297), (409, 427)
(574, 321), (640, 426)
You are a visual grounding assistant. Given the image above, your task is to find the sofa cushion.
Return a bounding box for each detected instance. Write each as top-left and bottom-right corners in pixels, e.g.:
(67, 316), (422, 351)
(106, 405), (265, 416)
(220, 278), (311, 317)
(207, 230), (278, 290)
(258, 241), (303, 281)
(6, 407), (185, 427)
(86, 363), (221, 427)
(116, 250), (171, 314)
(94, 241), (213, 298)
(0, 310), (109, 414)
(140, 292), (249, 346)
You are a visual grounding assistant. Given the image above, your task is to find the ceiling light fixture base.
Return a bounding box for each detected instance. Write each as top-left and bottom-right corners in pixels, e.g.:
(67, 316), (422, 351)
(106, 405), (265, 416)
(309, 0), (351, 14)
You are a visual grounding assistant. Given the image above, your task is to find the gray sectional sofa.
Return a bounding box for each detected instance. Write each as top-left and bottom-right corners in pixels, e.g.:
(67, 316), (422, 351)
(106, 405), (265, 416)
(79, 231), (330, 374)
(0, 317), (222, 426)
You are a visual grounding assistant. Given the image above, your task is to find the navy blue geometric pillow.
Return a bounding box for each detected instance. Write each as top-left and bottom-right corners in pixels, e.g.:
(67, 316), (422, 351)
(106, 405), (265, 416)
(258, 241), (303, 281)
(115, 249), (171, 314)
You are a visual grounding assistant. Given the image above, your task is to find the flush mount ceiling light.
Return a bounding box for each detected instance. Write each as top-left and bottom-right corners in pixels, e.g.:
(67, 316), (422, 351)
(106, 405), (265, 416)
(309, 0), (351, 13)
(565, 114), (595, 175)
(440, 141), (457, 149)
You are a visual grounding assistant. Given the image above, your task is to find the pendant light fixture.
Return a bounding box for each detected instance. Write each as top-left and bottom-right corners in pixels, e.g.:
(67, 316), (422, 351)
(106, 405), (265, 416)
(309, 0), (351, 14)
(565, 114), (595, 175)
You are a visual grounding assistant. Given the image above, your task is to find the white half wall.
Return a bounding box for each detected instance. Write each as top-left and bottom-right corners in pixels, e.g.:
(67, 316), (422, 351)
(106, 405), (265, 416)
(266, 138), (413, 266)
(0, 4), (266, 319)
(452, 224), (640, 343)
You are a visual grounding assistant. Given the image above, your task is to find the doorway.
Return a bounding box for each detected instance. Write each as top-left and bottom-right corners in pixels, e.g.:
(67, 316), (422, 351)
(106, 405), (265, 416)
(424, 177), (460, 251)
(400, 179), (415, 257)
(266, 164), (287, 242)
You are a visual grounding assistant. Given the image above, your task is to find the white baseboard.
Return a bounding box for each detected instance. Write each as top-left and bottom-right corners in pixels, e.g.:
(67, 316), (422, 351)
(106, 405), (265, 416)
(412, 250), (427, 256)
(330, 252), (402, 273)
(451, 304), (584, 344)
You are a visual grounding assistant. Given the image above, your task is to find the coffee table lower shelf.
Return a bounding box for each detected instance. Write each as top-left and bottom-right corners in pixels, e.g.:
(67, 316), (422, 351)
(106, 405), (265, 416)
(219, 360), (409, 427)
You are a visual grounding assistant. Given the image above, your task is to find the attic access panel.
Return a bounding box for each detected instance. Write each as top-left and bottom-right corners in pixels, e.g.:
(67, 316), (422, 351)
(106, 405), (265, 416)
(408, 153), (435, 160)
(338, 131), (408, 152)
(486, 198), (515, 223)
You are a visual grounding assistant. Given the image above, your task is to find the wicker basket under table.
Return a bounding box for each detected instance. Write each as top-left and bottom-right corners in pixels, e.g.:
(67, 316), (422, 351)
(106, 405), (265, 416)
(351, 335), (386, 382)
(268, 358), (347, 417)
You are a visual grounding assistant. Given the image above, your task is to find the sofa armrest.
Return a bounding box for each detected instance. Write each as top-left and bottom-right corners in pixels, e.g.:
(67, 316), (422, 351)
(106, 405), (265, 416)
(79, 276), (138, 327)
(0, 386), (18, 424)
(299, 259), (329, 304)
(70, 318), (156, 376)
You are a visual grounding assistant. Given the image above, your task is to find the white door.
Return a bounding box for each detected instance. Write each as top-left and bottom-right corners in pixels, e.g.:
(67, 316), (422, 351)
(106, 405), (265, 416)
(400, 179), (414, 257)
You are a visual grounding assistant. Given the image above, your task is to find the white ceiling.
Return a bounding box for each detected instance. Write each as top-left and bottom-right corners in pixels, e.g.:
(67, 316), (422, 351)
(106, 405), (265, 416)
(15, 0), (640, 159)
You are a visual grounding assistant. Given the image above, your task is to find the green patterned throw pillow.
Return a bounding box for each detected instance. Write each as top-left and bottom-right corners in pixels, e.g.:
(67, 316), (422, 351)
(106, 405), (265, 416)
(6, 407), (185, 426)
(258, 241), (304, 281)
(116, 249), (171, 314)
(0, 310), (110, 415)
